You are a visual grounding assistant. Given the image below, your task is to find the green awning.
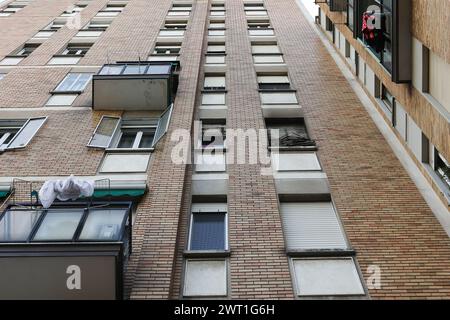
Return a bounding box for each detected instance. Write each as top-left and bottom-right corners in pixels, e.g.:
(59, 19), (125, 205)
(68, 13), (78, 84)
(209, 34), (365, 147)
(0, 191), (10, 198)
(93, 189), (146, 198)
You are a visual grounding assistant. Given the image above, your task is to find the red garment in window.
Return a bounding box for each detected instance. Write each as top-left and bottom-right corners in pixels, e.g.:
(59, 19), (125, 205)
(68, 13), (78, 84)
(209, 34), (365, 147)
(362, 12), (376, 41)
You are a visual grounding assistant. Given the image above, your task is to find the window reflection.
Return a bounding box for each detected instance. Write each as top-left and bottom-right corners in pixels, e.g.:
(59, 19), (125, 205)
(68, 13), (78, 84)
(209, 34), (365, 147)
(79, 209), (127, 241)
(0, 210), (42, 242)
(33, 210), (83, 241)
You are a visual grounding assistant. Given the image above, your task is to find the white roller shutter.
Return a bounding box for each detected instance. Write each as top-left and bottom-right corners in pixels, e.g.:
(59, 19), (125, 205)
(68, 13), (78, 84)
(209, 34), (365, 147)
(280, 202), (348, 250)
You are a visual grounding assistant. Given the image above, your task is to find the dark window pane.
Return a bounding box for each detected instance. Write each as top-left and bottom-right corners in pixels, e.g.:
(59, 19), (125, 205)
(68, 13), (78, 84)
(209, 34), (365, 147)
(190, 213), (225, 250)
(117, 132), (135, 148)
(139, 132), (155, 148)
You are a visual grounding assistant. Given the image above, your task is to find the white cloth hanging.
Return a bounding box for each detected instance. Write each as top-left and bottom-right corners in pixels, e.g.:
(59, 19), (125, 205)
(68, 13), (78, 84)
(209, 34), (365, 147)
(39, 175), (95, 209)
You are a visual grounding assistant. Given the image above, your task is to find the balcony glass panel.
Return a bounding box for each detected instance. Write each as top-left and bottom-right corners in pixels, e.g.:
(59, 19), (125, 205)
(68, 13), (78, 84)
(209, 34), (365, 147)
(33, 210), (84, 241)
(99, 65), (124, 75)
(79, 209), (127, 241)
(0, 210), (43, 242)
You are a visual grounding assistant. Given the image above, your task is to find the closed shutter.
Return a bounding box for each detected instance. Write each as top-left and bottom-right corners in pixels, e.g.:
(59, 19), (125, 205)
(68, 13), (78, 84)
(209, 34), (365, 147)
(280, 202), (348, 250)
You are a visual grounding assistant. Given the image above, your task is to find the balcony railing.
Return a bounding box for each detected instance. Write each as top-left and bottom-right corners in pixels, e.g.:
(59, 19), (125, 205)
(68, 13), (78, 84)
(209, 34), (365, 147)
(92, 61), (179, 111)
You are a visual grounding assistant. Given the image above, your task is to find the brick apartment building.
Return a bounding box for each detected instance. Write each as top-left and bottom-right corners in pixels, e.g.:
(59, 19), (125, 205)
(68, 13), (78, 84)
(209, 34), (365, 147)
(0, 0), (449, 300)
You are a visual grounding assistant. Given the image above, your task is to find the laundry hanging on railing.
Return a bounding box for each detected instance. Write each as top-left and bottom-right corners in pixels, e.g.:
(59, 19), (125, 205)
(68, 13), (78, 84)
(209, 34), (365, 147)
(38, 175), (94, 208)
(362, 11), (385, 53)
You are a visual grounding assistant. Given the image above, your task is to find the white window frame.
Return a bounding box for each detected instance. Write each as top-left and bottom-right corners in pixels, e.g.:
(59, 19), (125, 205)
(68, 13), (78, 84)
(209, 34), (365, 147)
(291, 257), (365, 297)
(0, 117), (47, 151)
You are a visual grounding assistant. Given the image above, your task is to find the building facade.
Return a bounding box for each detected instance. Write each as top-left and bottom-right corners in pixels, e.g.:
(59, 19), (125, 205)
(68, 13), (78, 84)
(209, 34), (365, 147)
(0, 0), (449, 300)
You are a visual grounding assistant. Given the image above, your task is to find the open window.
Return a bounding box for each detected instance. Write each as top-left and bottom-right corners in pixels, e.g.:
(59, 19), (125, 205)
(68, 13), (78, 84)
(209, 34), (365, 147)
(265, 118), (315, 149)
(87, 104), (173, 150)
(0, 117), (47, 152)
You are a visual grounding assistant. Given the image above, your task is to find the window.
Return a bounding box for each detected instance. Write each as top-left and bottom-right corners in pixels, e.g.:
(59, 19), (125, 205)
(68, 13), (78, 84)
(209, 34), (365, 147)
(0, 205), (131, 243)
(84, 19), (112, 31)
(265, 118), (315, 148)
(347, 0), (354, 31)
(49, 43), (92, 64)
(253, 54), (283, 64)
(0, 73), (5, 80)
(46, 19), (68, 30)
(54, 73), (93, 92)
(428, 50), (450, 113)
(87, 104), (173, 149)
(168, 5), (191, 16)
(0, 57), (25, 66)
(204, 74), (226, 90)
(61, 4), (86, 17)
(381, 85), (394, 114)
(152, 42), (181, 55)
(0, 3), (26, 16)
(47, 73), (93, 106)
(435, 150), (450, 190)
(79, 208), (127, 241)
(260, 92), (298, 104)
(205, 55), (225, 64)
(62, 43), (92, 56)
(251, 43), (281, 54)
(210, 4), (225, 16)
(257, 73), (290, 90)
(280, 202), (347, 250)
(292, 258), (365, 296)
(356, 0), (393, 73)
(207, 43), (226, 54)
(199, 119), (226, 149)
(209, 20), (225, 29)
(11, 43), (41, 57)
(209, 29), (225, 36)
(201, 92), (226, 105)
(248, 24), (274, 36)
(0, 117), (47, 151)
(183, 260), (227, 297)
(164, 20), (188, 29)
(159, 29), (185, 37)
(244, 3), (267, 16)
(96, 4), (125, 17)
(0, 209), (43, 242)
(189, 203), (227, 250)
(272, 152), (321, 171)
(33, 210), (84, 241)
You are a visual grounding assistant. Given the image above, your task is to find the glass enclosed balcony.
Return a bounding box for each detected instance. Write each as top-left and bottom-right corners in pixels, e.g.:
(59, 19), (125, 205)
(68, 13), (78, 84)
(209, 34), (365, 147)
(92, 61), (179, 110)
(0, 202), (132, 300)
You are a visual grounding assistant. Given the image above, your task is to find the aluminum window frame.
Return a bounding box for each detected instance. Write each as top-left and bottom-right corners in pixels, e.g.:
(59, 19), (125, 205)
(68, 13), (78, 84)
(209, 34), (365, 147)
(187, 205), (229, 252)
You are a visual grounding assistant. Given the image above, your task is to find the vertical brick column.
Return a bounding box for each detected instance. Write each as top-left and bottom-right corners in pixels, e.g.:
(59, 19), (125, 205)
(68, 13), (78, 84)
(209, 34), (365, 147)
(127, 0), (209, 299)
(266, 0), (450, 299)
(225, 0), (293, 299)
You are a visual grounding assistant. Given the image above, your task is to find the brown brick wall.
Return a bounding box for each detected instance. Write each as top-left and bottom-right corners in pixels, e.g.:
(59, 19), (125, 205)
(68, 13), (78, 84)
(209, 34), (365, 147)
(1, 0), (450, 300)
(224, 0), (294, 299)
(127, 0), (208, 299)
(268, 0), (450, 298)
